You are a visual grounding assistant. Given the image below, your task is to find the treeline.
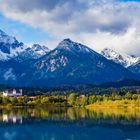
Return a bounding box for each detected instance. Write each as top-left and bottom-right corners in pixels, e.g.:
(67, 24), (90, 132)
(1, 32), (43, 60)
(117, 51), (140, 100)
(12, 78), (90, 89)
(66, 91), (140, 107)
(20, 86), (140, 96)
(1, 90), (140, 107)
(0, 96), (67, 107)
(0, 82), (140, 96)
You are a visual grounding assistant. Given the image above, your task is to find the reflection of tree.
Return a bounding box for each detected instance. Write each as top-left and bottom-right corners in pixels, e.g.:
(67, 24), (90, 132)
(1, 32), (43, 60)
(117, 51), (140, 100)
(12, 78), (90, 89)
(0, 107), (140, 126)
(67, 108), (76, 120)
(88, 108), (140, 125)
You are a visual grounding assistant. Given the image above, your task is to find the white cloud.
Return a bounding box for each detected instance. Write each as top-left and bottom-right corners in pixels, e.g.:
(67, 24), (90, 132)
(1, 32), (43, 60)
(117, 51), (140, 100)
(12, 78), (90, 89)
(71, 27), (140, 56)
(0, 0), (140, 55)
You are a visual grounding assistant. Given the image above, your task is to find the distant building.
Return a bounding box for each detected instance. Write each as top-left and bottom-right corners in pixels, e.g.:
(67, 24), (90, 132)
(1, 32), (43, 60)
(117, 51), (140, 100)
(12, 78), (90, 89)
(80, 94), (86, 98)
(3, 89), (23, 97)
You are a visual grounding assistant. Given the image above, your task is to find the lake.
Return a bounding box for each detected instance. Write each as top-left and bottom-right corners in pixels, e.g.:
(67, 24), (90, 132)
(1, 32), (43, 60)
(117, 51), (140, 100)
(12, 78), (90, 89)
(0, 107), (140, 140)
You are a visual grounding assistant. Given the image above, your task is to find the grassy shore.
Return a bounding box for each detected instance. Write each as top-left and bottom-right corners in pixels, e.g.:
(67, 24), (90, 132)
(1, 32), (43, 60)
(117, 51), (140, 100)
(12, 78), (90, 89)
(86, 99), (140, 109)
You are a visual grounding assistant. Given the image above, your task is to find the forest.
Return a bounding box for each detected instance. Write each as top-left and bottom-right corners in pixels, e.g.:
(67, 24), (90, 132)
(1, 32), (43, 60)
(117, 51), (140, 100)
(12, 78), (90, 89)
(0, 89), (140, 108)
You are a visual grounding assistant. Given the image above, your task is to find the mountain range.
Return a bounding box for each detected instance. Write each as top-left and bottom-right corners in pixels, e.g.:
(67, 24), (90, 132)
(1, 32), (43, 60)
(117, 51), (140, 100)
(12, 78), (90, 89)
(100, 48), (140, 68)
(0, 29), (139, 87)
(100, 48), (140, 76)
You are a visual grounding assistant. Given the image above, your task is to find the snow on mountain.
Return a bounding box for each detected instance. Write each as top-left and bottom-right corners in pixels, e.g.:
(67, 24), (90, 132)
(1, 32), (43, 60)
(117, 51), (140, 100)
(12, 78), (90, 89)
(0, 29), (26, 61)
(35, 39), (104, 72)
(14, 44), (50, 62)
(57, 38), (97, 55)
(128, 60), (140, 75)
(25, 39), (137, 87)
(100, 48), (140, 68)
(0, 30), (50, 62)
(0, 30), (15, 44)
(31, 44), (50, 56)
(0, 30), (139, 87)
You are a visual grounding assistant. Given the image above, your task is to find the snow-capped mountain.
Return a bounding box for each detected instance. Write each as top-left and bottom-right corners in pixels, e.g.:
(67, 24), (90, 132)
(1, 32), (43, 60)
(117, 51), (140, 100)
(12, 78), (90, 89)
(21, 39), (136, 87)
(128, 60), (140, 75)
(34, 38), (105, 72)
(31, 44), (50, 56)
(0, 29), (139, 87)
(0, 30), (26, 61)
(57, 38), (97, 54)
(14, 44), (50, 62)
(100, 48), (140, 68)
(0, 29), (50, 62)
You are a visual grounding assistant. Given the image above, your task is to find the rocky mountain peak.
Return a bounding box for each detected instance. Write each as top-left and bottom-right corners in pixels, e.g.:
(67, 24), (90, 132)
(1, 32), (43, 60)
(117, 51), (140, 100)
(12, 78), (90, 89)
(100, 48), (140, 67)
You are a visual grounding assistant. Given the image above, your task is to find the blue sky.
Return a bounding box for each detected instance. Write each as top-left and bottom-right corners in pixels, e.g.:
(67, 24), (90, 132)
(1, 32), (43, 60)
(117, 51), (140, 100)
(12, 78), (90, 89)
(0, 13), (50, 45)
(0, 0), (140, 55)
(121, 0), (140, 1)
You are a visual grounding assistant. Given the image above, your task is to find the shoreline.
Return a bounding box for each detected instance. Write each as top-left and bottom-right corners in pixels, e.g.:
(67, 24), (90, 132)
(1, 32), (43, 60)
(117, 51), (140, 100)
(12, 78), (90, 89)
(86, 100), (140, 109)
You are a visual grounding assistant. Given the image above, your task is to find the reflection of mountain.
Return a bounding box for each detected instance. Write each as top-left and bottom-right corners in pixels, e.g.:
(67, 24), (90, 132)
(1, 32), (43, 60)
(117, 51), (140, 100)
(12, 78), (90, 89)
(0, 108), (140, 140)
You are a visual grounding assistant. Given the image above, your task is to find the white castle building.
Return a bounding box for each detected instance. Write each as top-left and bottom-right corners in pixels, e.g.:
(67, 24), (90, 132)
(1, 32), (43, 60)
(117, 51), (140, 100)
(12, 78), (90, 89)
(3, 89), (23, 97)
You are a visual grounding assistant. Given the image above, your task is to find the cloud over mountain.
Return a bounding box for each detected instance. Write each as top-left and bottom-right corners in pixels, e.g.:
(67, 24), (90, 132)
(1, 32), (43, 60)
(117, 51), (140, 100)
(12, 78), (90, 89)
(0, 0), (140, 55)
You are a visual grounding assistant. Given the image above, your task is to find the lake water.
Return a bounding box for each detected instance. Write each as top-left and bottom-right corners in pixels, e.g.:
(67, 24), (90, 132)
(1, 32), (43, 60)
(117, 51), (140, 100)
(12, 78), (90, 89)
(0, 107), (140, 140)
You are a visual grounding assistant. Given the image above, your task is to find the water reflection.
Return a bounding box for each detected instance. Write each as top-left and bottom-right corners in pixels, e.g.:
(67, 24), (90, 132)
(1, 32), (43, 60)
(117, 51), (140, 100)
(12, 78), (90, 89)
(0, 107), (140, 126)
(0, 108), (140, 140)
(3, 114), (22, 124)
